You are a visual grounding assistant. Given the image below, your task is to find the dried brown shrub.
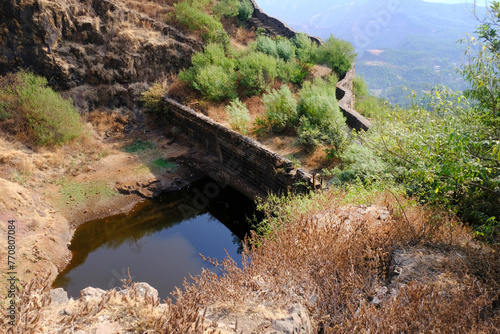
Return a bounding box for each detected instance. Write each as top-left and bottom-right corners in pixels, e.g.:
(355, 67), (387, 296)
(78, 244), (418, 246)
(115, 0), (173, 21)
(167, 77), (200, 104)
(174, 189), (500, 332)
(86, 108), (129, 136)
(233, 27), (256, 46)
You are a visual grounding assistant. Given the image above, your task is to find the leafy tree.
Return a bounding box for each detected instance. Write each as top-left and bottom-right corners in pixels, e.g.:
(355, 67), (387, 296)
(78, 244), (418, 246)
(362, 3), (500, 241)
(461, 1), (500, 134)
(317, 35), (357, 77)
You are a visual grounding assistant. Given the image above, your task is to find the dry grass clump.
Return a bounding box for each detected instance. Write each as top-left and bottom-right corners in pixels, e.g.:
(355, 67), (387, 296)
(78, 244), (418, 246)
(233, 27), (256, 46)
(3, 274), (217, 334)
(86, 108), (130, 137)
(114, 0), (174, 21)
(175, 189), (500, 332)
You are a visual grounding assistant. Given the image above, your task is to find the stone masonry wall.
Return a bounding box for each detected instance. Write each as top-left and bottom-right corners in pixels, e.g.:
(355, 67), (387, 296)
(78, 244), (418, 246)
(162, 98), (315, 199)
(247, 0), (323, 45)
(336, 66), (371, 131)
(247, 1), (369, 131)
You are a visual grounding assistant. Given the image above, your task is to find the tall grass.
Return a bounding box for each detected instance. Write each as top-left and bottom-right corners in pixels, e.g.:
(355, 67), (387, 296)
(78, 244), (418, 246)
(226, 98), (250, 134)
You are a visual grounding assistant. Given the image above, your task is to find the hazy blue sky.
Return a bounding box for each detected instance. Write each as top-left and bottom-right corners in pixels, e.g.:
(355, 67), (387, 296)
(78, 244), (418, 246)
(422, 0), (488, 4)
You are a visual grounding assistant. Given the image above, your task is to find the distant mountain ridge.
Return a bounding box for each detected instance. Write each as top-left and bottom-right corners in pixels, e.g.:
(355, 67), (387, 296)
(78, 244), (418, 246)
(256, 0), (485, 52)
(256, 0), (487, 105)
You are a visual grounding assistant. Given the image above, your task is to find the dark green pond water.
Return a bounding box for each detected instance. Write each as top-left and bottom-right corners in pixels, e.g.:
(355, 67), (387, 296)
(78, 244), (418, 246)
(53, 178), (256, 299)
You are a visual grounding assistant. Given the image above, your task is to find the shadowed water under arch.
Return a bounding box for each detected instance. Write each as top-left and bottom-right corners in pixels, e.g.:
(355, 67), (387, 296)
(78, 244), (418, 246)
(53, 178), (258, 299)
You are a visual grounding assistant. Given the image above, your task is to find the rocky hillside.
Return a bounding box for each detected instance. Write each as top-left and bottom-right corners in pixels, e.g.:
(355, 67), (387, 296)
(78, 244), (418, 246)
(0, 0), (202, 111)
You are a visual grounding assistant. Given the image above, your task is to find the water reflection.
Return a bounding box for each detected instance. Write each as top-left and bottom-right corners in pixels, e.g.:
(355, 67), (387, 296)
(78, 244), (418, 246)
(53, 179), (256, 299)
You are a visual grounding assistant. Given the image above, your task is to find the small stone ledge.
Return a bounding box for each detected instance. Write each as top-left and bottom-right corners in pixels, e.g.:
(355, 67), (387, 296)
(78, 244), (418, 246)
(161, 97), (317, 199)
(336, 66), (371, 132)
(248, 0), (323, 45)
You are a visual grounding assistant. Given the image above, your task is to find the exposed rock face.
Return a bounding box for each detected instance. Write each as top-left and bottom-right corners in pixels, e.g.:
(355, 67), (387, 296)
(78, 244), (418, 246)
(0, 0), (202, 110)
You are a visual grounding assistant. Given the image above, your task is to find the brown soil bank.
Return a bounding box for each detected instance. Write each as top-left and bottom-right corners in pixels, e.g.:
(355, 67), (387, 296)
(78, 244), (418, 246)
(0, 114), (201, 302)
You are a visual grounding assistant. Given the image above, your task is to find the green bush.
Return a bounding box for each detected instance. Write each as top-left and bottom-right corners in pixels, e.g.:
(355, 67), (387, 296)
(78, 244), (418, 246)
(194, 65), (238, 101)
(317, 35), (357, 77)
(297, 78), (348, 152)
(0, 101), (11, 121)
(238, 0), (254, 21)
(11, 71), (82, 146)
(213, 0), (239, 18)
(297, 116), (324, 149)
(226, 98), (251, 134)
(353, 76), (369, 98)
(335, 144), (389, 184)
(297, 77), (339, 124)
(355, 95), (391, 120)
(297, 115), (348, 154)
(237, 51), (278, 95)
(262, 85), (298, 132)
(179, 43), (237, 101)
(275, 37), (296, 61)
(174, 0), (224, 42)
(277, 59), (308, 85)
(292, 33), (318, 64)
(256, 35), (278, 58)
(369, 87), (500, 236)
(256, 35), (296, 61)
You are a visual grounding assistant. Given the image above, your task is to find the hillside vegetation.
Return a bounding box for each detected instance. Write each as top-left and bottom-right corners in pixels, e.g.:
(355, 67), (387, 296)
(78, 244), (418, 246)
(352, 1), (500, 241)
(257, 0), (488, 105)
(152, 0), (358, 163)
(1, 0), (499, 333)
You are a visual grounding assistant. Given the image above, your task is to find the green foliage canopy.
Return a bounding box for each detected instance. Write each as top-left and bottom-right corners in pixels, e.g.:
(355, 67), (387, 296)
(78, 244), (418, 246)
(317, 35), (357, 77)
(262, 85), (298, 132)
(179, 44), (237, 101)
(1, 71), (83, 146)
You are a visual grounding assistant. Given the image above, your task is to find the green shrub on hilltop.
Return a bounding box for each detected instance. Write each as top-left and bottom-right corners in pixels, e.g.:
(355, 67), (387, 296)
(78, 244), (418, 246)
(256, 35), (279, 58)
(237, 51), (278, 95)
(0, 71), (82, 146)
(297, 77), (347, 153)
(353, 76), (390, 120)
(293, 33), (318, 64)
(238, 0), (254, 21)
(317, 35), (357, 77)
(276, 59), (309, 85)
(262, 85), (298, 133)
(298, 77), (340, 124)
(226, 98), (251, 134)
(275, 36), (296, 61)
(173, 0), (227, 42)
(213, 0), (240, 18)
(141, 82), (167, 113)
(256, 35), (296, 61)
(179, 43), (237, 101)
